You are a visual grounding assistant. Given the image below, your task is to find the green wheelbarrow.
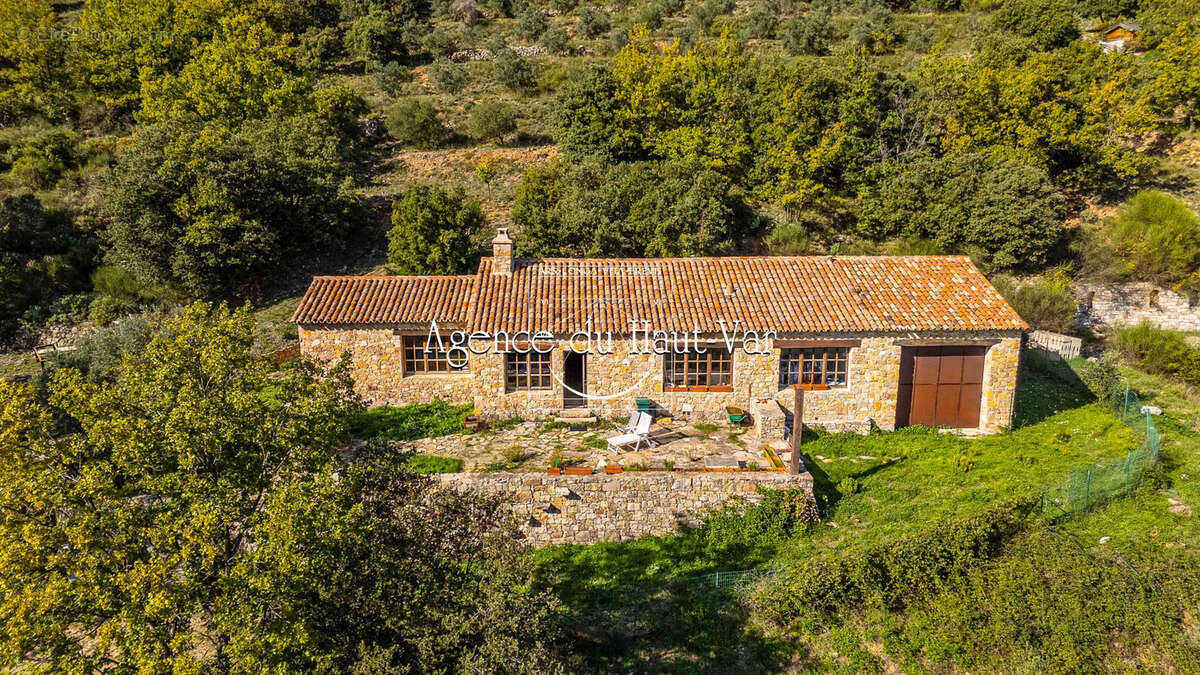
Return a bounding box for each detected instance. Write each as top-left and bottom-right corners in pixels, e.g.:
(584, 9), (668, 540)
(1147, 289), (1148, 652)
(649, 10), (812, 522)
(725, 406), (746, 429)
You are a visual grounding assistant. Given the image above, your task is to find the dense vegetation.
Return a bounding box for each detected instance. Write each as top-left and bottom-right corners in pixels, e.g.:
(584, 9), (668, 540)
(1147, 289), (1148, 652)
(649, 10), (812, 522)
(4, 0), (1200, 346)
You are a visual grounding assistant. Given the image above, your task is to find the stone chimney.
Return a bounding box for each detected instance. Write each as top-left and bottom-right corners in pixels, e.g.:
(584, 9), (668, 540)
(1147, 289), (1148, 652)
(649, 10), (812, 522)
(491, 227), (513, 276)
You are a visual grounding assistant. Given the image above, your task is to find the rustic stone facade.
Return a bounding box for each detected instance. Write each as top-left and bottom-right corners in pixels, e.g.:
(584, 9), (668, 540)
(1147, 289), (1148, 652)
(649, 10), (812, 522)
(1075, 282), (1200, 332)
(438, 471), (817, 546)
(298, 328), (1023, 434)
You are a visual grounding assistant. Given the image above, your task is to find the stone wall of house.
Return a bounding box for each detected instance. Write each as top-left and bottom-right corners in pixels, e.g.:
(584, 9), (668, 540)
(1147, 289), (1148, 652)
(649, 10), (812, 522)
(297, 325), (475, 406)
(299, 327), (1022, 434)
(438, 471), (817, 546)
(1074, 282), (1200, 332)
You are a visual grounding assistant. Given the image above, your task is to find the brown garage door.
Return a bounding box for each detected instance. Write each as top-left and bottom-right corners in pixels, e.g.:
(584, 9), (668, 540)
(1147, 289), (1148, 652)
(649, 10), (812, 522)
(896, 346), (986, 429)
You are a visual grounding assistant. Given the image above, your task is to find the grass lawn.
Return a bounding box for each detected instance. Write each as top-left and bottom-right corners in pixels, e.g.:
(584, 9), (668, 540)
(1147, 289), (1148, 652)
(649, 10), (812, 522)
(534, 355), (1170, 672)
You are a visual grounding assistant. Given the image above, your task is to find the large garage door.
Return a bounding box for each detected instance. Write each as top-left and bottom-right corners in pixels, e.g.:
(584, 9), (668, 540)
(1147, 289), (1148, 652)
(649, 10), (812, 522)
(896, 346), (986, 429)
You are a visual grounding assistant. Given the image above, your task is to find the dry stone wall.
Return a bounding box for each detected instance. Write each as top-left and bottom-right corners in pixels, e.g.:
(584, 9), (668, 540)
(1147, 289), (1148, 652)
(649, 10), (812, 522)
(438, 471), (816, 546)
(1075, 283), (1200, 332)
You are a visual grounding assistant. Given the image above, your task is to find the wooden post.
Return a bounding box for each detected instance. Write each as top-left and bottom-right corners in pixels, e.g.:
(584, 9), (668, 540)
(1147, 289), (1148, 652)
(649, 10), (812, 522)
(790, 385), (804, 475)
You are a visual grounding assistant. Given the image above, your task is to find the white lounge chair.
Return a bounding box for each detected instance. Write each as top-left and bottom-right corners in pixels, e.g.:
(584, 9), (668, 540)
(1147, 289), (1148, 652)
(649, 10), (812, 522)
(607, 413), (653, 453)
(620, 411), (640, 434)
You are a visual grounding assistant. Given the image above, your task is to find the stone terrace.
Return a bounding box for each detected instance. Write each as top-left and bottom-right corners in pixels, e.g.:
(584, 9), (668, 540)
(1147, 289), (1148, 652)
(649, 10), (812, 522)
(397, 418), (795, 473)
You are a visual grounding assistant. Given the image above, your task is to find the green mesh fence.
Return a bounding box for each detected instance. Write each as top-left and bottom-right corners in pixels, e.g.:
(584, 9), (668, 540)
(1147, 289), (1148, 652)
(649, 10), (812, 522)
(1040, 386), (1162, 518)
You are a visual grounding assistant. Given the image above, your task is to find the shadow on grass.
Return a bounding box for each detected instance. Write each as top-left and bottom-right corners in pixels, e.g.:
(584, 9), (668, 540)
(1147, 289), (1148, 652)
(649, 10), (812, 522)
(535, 528), (797, 672)
(1014, 352), (1094, 428)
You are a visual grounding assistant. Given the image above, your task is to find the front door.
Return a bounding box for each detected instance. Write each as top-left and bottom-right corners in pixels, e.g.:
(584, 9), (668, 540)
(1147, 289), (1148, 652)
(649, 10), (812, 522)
(563, 351), (586, 409)
(896, 346), (986, 428)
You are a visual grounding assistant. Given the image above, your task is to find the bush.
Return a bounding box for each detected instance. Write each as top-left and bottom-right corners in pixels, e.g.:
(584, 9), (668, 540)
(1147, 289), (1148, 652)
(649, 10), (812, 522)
(700, 488), (819, 552)
(858, 154), (1065, 271)
(388, 184), (484, 274)
(493, 49), (537, 91)
(762, 499), (1036, 621)
(423, 28), (457, 58)
(991, 0), (1078, 49)
(515, 8), (548, 40)
(1113, 323), (1200, 387)
(782, 4), (835, 55)
(352, 401), (475, 441)
(741, 7), (777, 39)
(576, 8), (611, 38)
(375, 61), (413, 97)
(430, 59), (470, 94)
(1077, 356), (1122, 403)
(848, 5), (902, 54)
(540, 25), (570, 54)
(634, 3), (665, 30)
(467, 100), (519, 142)
(386, 98), (448, 149)
(513, 159), (758, 258)
(990, 270), (1077, 333)
(49, 315), (153, 381)
(1105, 190), (1200, 290)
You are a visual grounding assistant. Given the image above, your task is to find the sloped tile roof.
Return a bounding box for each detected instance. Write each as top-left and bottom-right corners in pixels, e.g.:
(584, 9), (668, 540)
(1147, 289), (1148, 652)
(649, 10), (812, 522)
(469, 256), (1025, 334)
(291, 275), (475, 325)
(293, 256), (1026, 333)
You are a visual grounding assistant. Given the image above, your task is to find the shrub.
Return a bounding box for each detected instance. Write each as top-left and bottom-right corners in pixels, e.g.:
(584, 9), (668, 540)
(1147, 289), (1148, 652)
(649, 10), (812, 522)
(49, 315), (153, 381)
(1077, 356), (1122, 403)
(352, 401), (475, 441)
(387, 184), (484, 274)
(858, 154), (1065, 271)
(848, 5), (902, 54)
(837, 477), (862, 495)
(990, 0), (1078, 49)
(990, 270), (1077, 333)
(1113, 323), (1200, 387)
(467, 100), (519, 142)
(782, 4), (835, 55)
(741, 7), (778, 39)
(406, 455), (463, 473)
(430, 59), (470, 94)
(1105, 190), (1200, 291)
(423, 28), (457, 58)
(375, 61), (413, 97)
(540, 26), (570, 54)
(515, 8), (548, 40)
(762, 498), (1036, 621)
(701, 488), (820, 552)
(691, 0), (735, 29)
(512, 159), (757, 258)
(493, 49), (537, 91)
(386, 98), (447, 149)
(576, 8), (611, 38)
(634, 3), (665, 30)
(5, 129), (79, 189)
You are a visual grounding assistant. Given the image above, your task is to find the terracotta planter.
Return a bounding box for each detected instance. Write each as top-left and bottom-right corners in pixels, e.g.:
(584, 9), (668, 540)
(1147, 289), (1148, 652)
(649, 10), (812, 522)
(563, 466), (593, 475)
(546, 467), (561, 475)
(604, 465), (623, 474)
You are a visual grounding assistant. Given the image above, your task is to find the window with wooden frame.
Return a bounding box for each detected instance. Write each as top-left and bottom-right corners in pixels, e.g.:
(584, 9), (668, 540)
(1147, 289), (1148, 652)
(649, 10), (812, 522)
(402, 335), (465, 375)
(663, 347), (733, 392)
(505, 350), (552, 391)
(780, 347), (849, 388)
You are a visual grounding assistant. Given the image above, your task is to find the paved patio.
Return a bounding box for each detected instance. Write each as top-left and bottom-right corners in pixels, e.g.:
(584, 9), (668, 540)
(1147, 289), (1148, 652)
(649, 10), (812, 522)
(396, 418), (793, 472)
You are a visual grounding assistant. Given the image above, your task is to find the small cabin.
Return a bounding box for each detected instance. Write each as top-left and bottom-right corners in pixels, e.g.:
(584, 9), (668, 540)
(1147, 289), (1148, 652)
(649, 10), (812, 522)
(1102, 22), (1141, 42)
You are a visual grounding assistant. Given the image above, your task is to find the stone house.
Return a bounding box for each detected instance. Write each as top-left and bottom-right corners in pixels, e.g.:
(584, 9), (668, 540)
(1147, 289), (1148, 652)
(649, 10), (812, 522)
(294, 229), (1027, 435)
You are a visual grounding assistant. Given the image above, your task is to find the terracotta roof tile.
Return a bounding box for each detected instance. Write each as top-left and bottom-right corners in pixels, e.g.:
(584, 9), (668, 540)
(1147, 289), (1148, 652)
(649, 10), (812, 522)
(291, 275), (475, 325)
(292, 256), (1027, 333)
(469, 256), (1025, 334)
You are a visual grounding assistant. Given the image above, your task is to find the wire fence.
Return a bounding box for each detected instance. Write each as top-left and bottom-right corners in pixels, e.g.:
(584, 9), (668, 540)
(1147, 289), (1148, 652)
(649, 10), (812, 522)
(588, 383), (1166, 614)
(1040, 386), (1162, 518)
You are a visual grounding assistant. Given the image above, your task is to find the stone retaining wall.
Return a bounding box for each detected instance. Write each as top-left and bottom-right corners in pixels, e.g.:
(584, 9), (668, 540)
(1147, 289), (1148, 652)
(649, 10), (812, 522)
(1075, 282), (1200, 332)
(438, 471), (816, 546)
